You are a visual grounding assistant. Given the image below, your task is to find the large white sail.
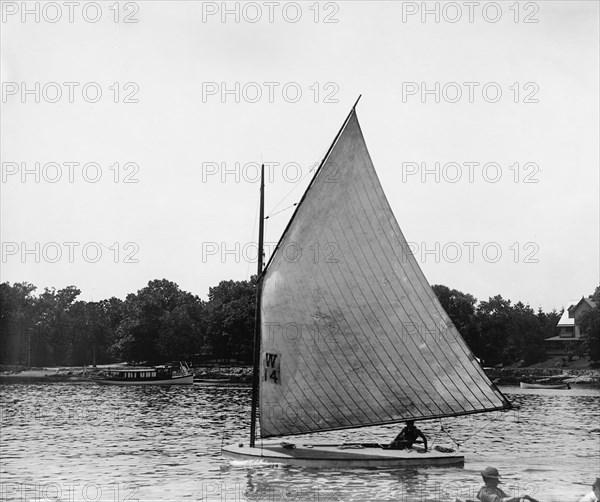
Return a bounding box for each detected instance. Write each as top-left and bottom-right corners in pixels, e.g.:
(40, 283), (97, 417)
(259, 109), (510, 439)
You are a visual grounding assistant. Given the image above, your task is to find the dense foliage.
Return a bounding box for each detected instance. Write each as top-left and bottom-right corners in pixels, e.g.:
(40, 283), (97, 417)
(1, 279), (597, 367)
(578, 286), (600, 362)
(432, 286), (561, 366)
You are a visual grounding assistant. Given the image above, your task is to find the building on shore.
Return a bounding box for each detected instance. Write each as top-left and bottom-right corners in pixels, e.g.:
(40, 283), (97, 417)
(544, 297), (596, 356)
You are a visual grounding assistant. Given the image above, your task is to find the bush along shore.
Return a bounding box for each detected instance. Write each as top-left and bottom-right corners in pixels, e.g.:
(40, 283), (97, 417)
(0, 365), (89, 382)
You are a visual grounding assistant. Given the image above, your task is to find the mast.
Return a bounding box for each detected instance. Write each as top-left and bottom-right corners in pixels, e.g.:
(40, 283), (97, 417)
(249, 163), (265, 447)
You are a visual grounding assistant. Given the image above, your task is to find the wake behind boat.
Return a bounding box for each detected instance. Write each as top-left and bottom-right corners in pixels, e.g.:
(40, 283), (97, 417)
(222, 99), (512, 467)
(96, 362), (193, 385)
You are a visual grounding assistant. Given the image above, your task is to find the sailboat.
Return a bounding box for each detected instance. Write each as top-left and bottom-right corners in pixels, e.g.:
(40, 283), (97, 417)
(222, 98), (512, 467)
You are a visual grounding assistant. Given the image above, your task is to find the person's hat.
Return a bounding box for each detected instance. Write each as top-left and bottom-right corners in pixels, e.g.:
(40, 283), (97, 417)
(481, 467), (501, 479)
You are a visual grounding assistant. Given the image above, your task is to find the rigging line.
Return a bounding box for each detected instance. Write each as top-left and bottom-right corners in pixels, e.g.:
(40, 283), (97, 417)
(458, 411), (512, 446)
(266, 203), (297, 219)
(267, 111), (349, 215)
(428, 421), (444, 449)
(439, 427), (461, 450)
(444, 411), (511, 448)
(432, 419), (461, 450)
(267, 159), (321, 215)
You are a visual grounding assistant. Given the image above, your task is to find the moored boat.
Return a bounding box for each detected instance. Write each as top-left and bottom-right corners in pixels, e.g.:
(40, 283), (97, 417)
(96, 362), (193, 385)
(221, 99), (512, 468)
(193, 377), (234, 384)
(520, 381), (570, 389)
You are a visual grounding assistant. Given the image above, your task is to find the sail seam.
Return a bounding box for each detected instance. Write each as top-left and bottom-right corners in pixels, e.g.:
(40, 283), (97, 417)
(319, 221), (408, 417)
(260, 298), (322, 435)
(353, 118), (498, 411)
(294, 226), (393, 425)
(352, 167), (480, 412)
(327, 209), (436, 415)
(353, 134), (503, 406)
(340, 119), (471, 412)
(260, 203), (375, 435)
(338, 178), (457, 414)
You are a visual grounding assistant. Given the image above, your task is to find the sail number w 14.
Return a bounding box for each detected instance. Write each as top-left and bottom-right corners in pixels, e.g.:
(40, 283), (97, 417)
(264, 353), (281, 385)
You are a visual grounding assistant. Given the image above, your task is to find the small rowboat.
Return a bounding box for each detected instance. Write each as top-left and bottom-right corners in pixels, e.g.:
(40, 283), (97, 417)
(519, 381), (570, 389)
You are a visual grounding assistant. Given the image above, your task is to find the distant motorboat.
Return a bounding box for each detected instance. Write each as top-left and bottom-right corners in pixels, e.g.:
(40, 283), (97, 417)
(520, 381), (570, 389)
(96, 362), (193, 385)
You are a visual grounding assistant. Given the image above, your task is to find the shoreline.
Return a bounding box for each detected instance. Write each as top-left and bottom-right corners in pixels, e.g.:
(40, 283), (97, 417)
(1, 365), (598, 386)
(485, 367), (600, 386)
(0, 364), (255, 384)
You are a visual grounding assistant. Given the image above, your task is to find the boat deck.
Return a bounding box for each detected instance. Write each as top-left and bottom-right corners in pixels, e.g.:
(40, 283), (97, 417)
(222, 441), (464, 468)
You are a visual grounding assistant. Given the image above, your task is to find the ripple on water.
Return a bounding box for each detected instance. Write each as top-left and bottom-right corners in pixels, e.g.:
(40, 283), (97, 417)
(0, 383), (598, 501)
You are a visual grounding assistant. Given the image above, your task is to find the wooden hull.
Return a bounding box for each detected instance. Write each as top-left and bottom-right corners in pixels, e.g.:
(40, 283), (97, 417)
(95, 374), (193, 385)
(222, 442), (464, 468)
(519, 381), (569, 389)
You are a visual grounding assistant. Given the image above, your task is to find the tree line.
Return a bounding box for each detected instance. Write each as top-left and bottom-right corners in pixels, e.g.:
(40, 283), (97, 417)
(1, 279), (598, 367)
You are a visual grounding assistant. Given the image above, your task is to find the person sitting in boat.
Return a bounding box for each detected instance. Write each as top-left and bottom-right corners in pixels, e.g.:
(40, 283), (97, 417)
(389, 420), (427, 451)
(579, 478), (600, 502)
(476, 467), (539, 502)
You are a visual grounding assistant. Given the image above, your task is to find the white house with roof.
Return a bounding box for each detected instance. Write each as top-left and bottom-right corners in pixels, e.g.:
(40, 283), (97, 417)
(544, 296), (597, 355)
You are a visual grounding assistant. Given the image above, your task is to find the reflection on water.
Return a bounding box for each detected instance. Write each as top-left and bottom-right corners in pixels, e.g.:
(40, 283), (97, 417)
(0, 383), (598, 501)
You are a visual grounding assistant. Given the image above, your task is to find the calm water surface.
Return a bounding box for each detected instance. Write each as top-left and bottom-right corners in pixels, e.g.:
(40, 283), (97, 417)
(1, 383), (598, 502)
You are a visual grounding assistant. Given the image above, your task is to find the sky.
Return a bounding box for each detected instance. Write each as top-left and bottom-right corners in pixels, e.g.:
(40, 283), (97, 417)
(1, 0), (598, 312)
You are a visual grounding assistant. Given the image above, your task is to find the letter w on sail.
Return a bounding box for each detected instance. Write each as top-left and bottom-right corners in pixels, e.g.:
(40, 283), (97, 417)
(263, 352), (281, 385)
